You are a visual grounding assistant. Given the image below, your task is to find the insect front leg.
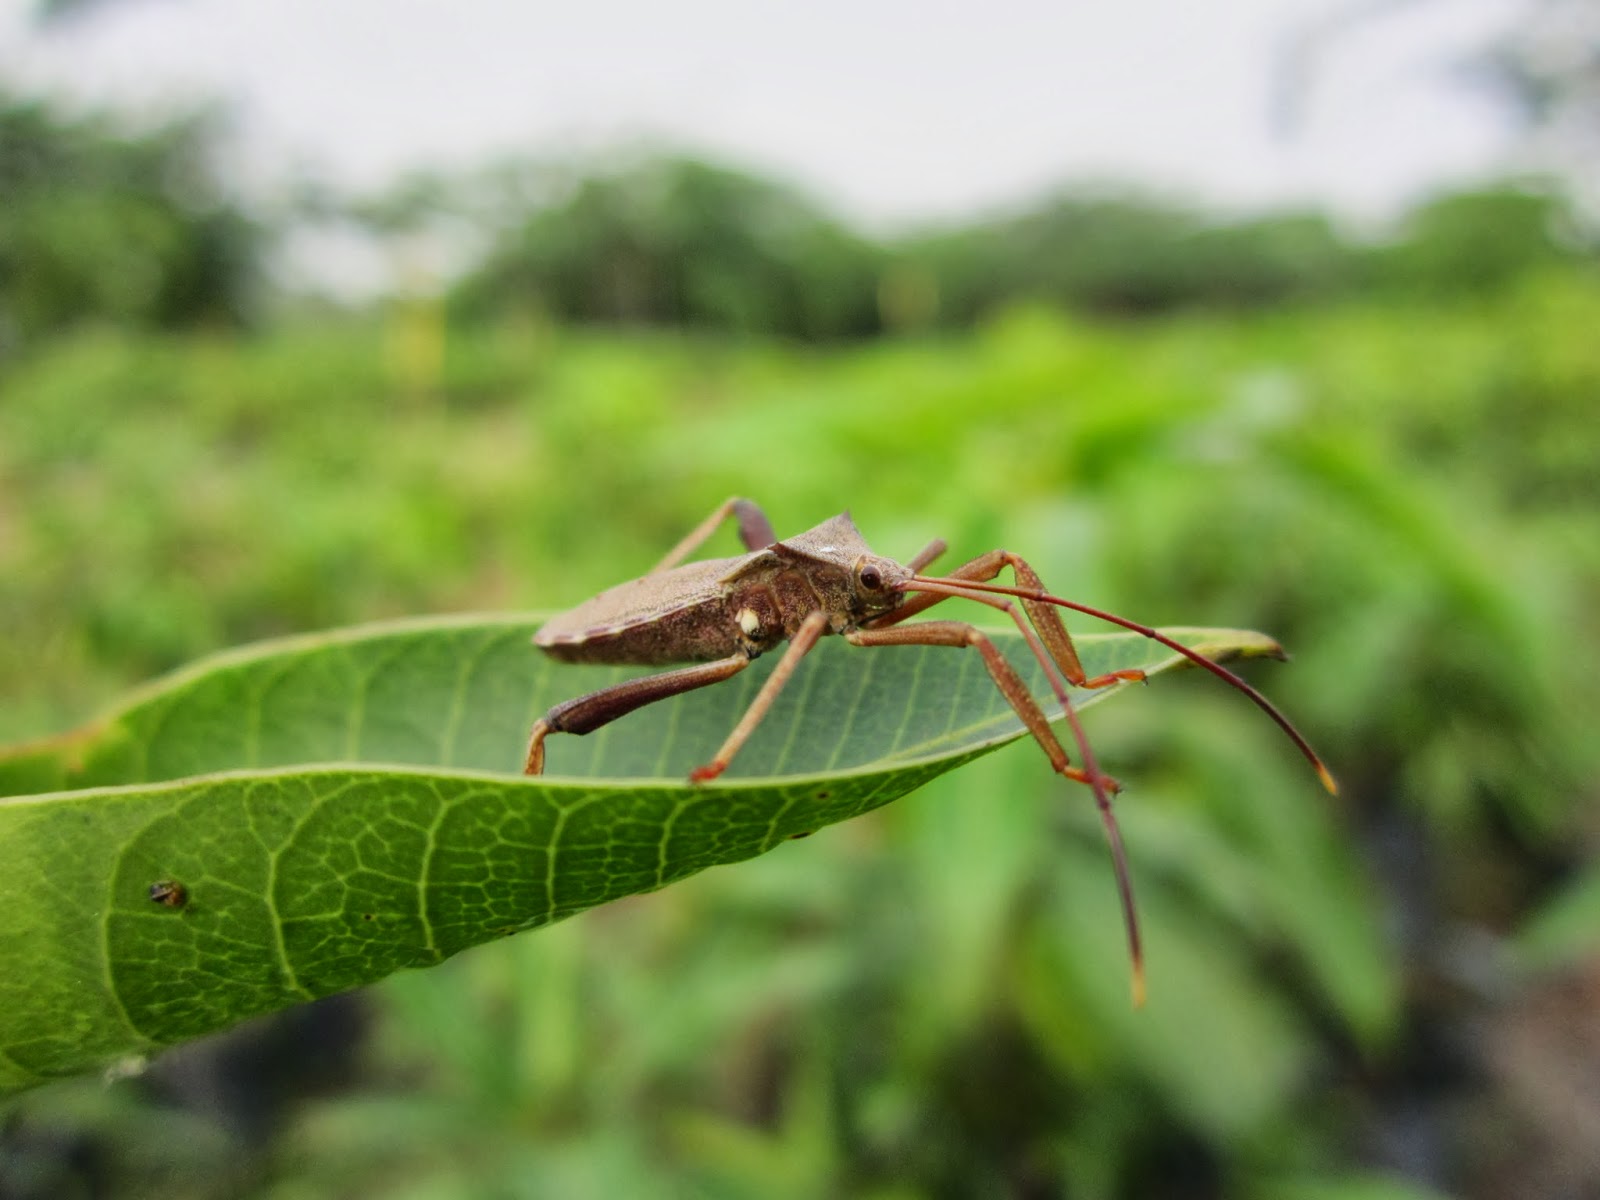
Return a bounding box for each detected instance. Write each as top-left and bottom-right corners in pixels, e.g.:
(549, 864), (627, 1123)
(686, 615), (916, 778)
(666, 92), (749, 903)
(689, 611), (829, 783)
(649, 497), (777, 575)
(873, 550), (1147, 691)
(844, 621), (1117, 792)
(524, 654), (751, 774)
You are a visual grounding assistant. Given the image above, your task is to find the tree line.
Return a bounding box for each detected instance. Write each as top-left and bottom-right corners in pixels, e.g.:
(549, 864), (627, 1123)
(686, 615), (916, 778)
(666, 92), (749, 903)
(2, 88), (1592, 352)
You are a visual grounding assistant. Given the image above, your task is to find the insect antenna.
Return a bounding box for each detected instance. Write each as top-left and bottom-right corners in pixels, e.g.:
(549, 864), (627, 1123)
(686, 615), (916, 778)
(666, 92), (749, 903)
(903, 578), (1146, 1008)
(912, 575), (1338, 796)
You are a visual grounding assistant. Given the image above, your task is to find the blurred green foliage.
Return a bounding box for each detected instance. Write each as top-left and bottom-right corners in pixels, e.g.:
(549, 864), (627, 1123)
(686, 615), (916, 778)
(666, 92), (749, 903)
(894, 195), (1357, 319)
(2, 259), (1598, 1196)
(448, 153), (1590, 336)
(450, 158), (885, 339)
(0, 91), (261, 351)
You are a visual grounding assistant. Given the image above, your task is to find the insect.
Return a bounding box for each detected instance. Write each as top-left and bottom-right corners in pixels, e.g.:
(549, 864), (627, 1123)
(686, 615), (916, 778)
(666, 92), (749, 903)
(525, 498), (1335, 1004)
(148, 879), (189, 909)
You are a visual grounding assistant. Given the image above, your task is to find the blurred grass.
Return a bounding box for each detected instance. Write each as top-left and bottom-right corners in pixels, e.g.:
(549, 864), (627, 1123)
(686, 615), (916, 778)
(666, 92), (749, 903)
(2, 269), (1598, 1198)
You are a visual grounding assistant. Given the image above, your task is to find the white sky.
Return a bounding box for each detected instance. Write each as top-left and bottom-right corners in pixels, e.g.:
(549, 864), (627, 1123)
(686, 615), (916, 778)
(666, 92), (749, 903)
(3, 0), (1529, 214)
(0, 0), (1530, 287)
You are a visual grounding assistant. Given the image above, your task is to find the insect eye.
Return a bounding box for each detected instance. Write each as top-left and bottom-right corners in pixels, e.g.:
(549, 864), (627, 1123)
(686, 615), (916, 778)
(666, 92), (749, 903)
(859, 565), (882, 590)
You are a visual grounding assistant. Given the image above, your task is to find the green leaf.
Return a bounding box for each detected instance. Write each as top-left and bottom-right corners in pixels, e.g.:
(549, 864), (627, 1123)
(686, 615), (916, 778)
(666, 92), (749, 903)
(1515, 864), (1600, 970)
(1018, 842), (1313, 1140)
(0, 613), (1285, 1094)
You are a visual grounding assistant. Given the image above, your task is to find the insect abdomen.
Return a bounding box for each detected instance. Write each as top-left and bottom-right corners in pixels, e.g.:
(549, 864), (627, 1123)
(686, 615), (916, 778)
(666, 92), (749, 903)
(537, 594), (741, 665)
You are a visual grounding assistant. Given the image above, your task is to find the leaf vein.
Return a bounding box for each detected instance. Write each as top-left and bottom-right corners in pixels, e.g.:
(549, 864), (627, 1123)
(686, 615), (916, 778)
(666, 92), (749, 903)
(438, 629), (507, 767)
(823, 647), (876, 772)
(245, 650), (306, 769)
(415, 786), (449, 963)
(767, 647), (824, 776)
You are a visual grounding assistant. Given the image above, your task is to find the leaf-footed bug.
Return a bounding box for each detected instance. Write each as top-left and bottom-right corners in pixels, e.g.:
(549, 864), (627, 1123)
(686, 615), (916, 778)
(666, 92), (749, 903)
(524, 497), (1336, 1005)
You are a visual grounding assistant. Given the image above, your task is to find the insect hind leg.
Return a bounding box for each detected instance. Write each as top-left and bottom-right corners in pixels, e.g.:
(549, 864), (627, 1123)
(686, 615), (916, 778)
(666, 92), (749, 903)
(523, 654), (751, 775)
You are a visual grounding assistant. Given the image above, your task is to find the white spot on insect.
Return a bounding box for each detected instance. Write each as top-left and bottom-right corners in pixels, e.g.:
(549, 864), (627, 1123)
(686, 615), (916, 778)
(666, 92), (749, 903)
(737, 607), (761, 636)
(818, 545), (837, 553)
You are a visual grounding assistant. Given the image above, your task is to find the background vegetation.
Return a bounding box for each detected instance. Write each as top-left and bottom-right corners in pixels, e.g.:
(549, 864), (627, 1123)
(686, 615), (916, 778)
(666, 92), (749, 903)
(2, 73), (1599, 1199)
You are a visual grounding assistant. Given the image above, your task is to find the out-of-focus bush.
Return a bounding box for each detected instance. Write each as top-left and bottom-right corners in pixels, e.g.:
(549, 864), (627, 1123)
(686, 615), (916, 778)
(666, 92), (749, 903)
(898, 193), (1358, 319)
(1366, 183), (1583, 296)
(0, 91), (262, 354)
(446, 153), (1591, 337)
(450, 156), (884, 339)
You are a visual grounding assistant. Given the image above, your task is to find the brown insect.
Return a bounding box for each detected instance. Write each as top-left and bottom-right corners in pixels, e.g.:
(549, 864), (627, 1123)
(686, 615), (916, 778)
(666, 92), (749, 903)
(148, 879), (189, 909)
(525, 498), (1335, 1004)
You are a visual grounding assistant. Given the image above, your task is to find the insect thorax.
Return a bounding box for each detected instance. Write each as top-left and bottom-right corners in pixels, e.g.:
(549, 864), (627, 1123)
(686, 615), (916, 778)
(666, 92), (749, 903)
(724, 554), (898, 651)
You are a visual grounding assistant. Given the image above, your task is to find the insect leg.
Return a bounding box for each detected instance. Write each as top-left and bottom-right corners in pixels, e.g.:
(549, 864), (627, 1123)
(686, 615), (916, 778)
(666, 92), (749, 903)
(904, 537), (947, 573)
(524, 654), (751, 774)
(876, 551), (1146, 690)
(844, 621), (1113, 791)
(690, 611), (830, 782)
(648, 497), (777, 574)
(907, 567), (1339, 795)
(847, 618), (1143, 1003)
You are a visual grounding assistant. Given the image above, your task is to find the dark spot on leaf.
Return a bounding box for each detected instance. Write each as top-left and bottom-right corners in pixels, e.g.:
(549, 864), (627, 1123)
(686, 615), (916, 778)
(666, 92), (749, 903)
(148, 880), (188, 909)
(362, 913), (375, 921)
(815, 790), (831, 800)
(789, 830), (815, 840)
